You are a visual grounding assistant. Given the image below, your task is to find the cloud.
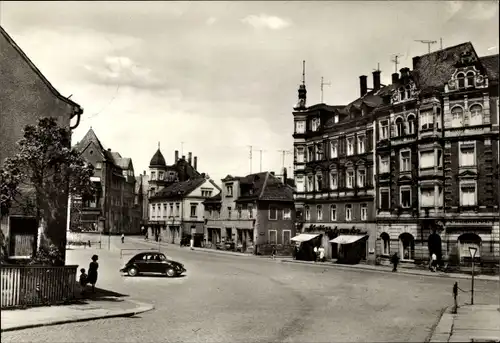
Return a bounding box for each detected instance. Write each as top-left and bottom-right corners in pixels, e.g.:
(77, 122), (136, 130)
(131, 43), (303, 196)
(206, 17), (217, 25)
(445, 1), (498, 21)
(241, 14), (291, 30)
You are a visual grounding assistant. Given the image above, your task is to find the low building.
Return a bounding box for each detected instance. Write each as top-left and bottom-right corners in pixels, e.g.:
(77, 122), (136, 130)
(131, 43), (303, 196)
(0, 26), (83, 262)
(73, 128), (141, 234)
(203, 171), (295, 255)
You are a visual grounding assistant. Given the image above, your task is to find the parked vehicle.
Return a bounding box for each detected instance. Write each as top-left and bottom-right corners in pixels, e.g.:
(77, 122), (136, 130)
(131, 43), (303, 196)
(120, 252), (186, 277)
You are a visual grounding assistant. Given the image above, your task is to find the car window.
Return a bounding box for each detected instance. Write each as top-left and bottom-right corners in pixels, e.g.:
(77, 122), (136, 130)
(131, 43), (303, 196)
(158, 254), (167, 261)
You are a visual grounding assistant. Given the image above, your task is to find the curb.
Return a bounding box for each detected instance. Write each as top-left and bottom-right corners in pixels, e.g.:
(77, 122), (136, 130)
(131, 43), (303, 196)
(426, 307), (450, 343)
(280, 259), (498, 281)
(0, 300), (154, 332)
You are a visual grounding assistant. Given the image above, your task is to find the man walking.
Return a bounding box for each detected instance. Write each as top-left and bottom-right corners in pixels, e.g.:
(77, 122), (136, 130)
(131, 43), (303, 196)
(391, 252), (400, 272)
(452, 282), (458, 313)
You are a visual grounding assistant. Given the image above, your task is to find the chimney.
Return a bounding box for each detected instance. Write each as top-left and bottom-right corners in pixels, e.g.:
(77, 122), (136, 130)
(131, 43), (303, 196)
(359, 75), (368, 97)
(194, 156), (198, 170)
(372, 70), (381, 91)
(391, 73), (399, 84)
(143, 170), (146, 175)
(107, 148), (111, 151)
(270, 171), (275, 176)
(412, 56), (421, 69)
(282, 167), (287, 184)
(174, 150), (179, 163)
(182, 155), (185, 160)
(400, 67), (410, 79)
(188, 152), (192, 165)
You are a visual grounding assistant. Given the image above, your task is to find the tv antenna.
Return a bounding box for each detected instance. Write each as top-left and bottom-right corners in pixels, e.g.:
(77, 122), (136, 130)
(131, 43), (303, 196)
(415, 40), (437, 54)
(181, 142), (186, 156)
(257, 149), (266, 172)
(248, 145), (253, 174)
(391, 54), (403, 73)
(277, 150), (293, 171)
(320, 77), (331, 103)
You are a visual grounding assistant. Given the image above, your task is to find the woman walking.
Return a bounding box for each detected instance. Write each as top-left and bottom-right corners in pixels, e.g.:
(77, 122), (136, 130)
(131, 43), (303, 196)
(87, 255), (99, 293)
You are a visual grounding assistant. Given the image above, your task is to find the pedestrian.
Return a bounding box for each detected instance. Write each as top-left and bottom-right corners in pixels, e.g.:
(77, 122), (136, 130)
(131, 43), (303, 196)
(271, 245), (277, 259)
(313, 246), (318, 263)
(79, 268), (88, 295)
(391, 252), (400, 272)
(121, 233), (125, 244)
(452, 281), (458, 313)
(87, 255), (99, 293)
(318, 246), (325, 262)
(431, 253), (437, 272)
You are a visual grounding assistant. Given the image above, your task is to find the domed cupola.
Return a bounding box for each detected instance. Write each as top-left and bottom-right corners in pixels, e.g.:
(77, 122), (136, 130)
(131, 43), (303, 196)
(149, 146), (166, 168)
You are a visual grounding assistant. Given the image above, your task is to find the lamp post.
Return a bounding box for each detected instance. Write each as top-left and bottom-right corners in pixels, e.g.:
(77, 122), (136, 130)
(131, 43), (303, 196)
(469, 246), (477, 305)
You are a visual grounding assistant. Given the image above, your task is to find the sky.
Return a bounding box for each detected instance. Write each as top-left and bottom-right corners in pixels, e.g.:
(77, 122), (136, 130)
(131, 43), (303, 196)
(1, 1), (498, 184)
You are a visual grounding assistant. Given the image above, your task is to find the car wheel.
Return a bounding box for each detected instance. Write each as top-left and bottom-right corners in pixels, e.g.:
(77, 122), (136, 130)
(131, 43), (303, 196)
(128, 267), (138, 277)
(166, 268), (176, 277)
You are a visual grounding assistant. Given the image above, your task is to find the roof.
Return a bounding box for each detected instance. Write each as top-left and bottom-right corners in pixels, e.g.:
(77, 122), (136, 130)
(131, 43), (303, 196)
(154, 178), (205, 199)
(149, 149), (166, 167)
(236, 172), (294, 203)
(203, 193), (221, 204)
(0, 26), (82, 117)
(480, 54), (499, 81)
(74, 128), (105, 153)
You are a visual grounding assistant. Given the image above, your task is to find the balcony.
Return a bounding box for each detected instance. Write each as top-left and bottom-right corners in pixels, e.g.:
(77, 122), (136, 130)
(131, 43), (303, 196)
(444, 125), (490, 138)
(418, 127), (441, 140)
(419, 166), (443, 178)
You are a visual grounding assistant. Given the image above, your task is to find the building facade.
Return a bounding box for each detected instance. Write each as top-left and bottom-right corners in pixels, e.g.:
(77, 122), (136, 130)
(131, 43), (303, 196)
(292, 72), (381, 263)
(0, 26), (83, 261)
(203, 172), (296, 255)
(135, 171), (149, 231)
(374, 43), (499, 271)
(73, 129), (141, 234)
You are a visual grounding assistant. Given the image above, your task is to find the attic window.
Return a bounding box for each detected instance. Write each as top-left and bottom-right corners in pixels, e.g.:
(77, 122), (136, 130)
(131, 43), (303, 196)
(466, 72), (475, 88)
(399, 88), (406, 101)
(89, 150), (93, 155)
(457, 73), (465, 88)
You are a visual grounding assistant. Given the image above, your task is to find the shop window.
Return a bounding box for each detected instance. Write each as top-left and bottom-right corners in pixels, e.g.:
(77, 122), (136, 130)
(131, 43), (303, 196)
(380, 232), (390, 255)
(399, 233), (415, 260)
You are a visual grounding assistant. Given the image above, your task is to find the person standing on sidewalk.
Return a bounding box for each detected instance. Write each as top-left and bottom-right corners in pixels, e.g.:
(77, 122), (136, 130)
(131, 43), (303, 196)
(87, 255), (99, 293)
(318, 246), (325, 262)
(431, 253), (437, 272)
(271, 245), (277, 259)
(391, 252), (400, 272)
(121, 233), (125, 244)
(452, 281), (458, 313)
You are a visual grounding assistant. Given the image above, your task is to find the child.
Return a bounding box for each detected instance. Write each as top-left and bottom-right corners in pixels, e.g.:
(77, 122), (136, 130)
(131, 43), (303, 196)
(79, 268), (88, 295)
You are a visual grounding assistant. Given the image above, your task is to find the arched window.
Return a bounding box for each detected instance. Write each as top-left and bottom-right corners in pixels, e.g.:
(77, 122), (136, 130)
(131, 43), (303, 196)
(316, 172), (323, 190)
(451, 106), (464, 127)
(458, 233), (481, 262)
(457, 73), (465, 88)
(407, 114), (416, 134)
(304, 205), (311, 221)
(316, 205), (323, 221)
(380, 232), (390, 255)
(469, 104), (483, 126)
(399, 87), (406, 101)
(330, 205), (337, 221)
(405, 85), (411, 99)
(466, 72), (475, 87)
(395, 117), (404, 136)
(399, 233), (415, 260)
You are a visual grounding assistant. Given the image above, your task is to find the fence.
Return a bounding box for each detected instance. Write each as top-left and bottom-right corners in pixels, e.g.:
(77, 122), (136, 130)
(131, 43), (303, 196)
(1, 265), (78, 309)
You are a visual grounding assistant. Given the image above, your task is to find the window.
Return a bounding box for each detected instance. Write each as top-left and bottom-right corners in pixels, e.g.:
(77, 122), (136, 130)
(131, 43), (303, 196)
(469, 105), (483, 126)
(248, 204), (253, 219)
(159, 171), (164, 180)
(316, 205), (323, 221)
(420, 188), (435, 207)
(420, 110), (434, 130)
(395, 117), (404, 136)
(360, 204), (367, 221)
(190, 203), (197, 217)
(316, 173), (323, 191)
(457, 73), (465, 88)
(226, 184), (233, 196)
(201, 190), (213, 197)
(334, 114), (339, 123)
(380, 188), (390, 210)
(420, 151), (435, 169)
(308, 146), (314, 161)
(283, 208), (291, 220)
(95, 162), (102, 169)
(347, 137), (354, 155)
(296, 176), (305, 193)
(296, 121), (305, 133)
(460, 143), (475, 166)
(380, 120), (389, 140)
(311, 118), (320, 131)
(269, 230), (277, 244)
(330, 205), (337, 221)
(357, 135), (365, 154)
(346, 170), (354, 188)
(307, 175), (314, 191)
(163, 204), (167, 218)
(209, 208), (213, 218)
(379, 156), (390, 174)
(400, 150), (411, 171)
(330, 141), (338, 158)
(407, 114), (416, 134)
(460, 182), (476, 206)
(381, 233), (390, 255)
(330, 171), (338, 190)
(399, 233), (415, 260)
(316, 143), (323, 160)
(228, 207), (232, 218)
(466, 72), (475, 88)
(237, 206), (242, 219)
(169, 203), (174, 216)
(345, 204), (352, 221)
(400, 187), (411, 208)
(283, 230), (291, 245)
(451, 106), (464, 127)
(305, 206), (311, 221)
(269, 207), (277, 220)
(151, 171), (156, 180)
(399, 87), (406, 101)
(357, 169), (366, 188)
(175, 203), (180, 217)
(297, 147), (305, 163)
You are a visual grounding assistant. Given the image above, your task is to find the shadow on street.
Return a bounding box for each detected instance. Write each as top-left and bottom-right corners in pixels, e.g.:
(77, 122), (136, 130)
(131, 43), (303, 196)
(75, 287), (129, 304)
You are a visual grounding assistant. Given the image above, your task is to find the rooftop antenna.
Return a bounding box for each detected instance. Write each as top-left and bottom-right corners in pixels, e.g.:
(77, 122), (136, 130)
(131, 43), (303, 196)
(415, 39), (437, 54)
(440, 38), (443, 50)
(257, 149), (266, 172)
(181, 142), (185, 156)
(320, 77), (331, 103)
(374, 62), (380, 72)
(391, 54), (402, 73)
(302, 60), (306, 85)
(277, 150), (293, 171)
(248, 145), (253, 174)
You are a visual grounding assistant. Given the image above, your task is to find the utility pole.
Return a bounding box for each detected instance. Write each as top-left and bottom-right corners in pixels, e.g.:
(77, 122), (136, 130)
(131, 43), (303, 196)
(257, 149), (266, 172)
(415, 39), (437, 54)
(391, 54), (402, 73)
(320, 77), (331, 103)
(248, 145), (253, 174)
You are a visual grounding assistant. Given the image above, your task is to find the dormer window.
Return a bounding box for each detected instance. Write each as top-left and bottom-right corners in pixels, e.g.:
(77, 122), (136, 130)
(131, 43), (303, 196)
(457, 73), (465, 88)
(466, 72), (475, 88)
(399, 88), (406, 101)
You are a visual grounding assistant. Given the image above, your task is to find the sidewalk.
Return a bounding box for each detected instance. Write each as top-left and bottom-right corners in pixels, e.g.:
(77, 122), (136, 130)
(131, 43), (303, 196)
(429, 305), (500, 342)
(1, 287), (154, 332)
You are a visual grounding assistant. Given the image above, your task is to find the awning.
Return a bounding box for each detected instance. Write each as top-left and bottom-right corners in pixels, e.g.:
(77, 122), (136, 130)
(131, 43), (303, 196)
(329, 235), (367, 244)
(291, 233), (321, 242)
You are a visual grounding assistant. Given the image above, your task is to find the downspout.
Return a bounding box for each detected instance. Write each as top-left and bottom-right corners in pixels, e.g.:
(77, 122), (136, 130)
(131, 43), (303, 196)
(70, 107), (83, 130)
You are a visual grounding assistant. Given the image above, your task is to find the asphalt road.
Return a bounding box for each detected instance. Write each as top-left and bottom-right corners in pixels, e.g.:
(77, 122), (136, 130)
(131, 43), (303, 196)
(2, 235), (499, 343)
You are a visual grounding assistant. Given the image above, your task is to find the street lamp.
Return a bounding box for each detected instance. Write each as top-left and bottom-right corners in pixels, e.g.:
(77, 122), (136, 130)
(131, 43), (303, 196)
(469, 246), (477, 305)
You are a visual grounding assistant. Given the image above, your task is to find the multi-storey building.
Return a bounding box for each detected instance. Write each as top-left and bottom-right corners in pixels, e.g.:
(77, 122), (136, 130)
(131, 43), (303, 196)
(73, 129), (141, 234)
(292, 70), (384, 263)
(203, 171), (295, 255)
(146, 149), (219, 243)
(135, 171), (149, 231)
(374, 43), (499, 271)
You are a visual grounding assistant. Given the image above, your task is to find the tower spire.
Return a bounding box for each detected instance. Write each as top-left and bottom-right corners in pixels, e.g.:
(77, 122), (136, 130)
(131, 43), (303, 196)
(294, 60), (307, 110)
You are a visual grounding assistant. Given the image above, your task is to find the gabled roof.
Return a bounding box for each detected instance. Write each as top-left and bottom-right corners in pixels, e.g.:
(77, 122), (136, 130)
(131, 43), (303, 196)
(480, 54), (499, 82)
(203, 193), (221, 204)
(0, 26), (82, 117)
(74, 128), (105, 153)
(154, 178), (205, 199)
(236, 172), (294, 203)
